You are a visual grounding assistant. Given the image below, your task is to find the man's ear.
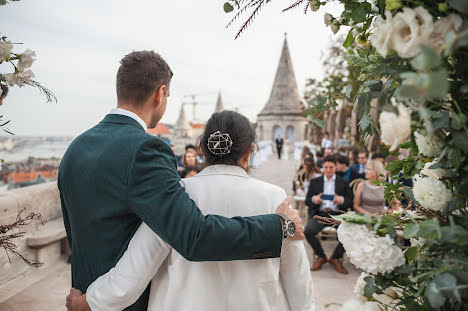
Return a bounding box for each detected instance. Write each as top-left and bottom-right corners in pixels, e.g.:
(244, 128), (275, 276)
(153, 85), (166, 107)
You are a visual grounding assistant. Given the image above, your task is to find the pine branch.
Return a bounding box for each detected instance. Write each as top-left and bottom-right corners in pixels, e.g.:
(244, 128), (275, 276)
(282, 0), (306, 13)
(225, 1), (257, 29)
(234, 0), (266, 40)
(303, 1), (309, 14)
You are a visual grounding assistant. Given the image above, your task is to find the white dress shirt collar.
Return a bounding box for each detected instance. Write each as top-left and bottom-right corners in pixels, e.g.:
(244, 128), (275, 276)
(323, 174), (336, 183)
(109, 108), (147, 131)
(196, 164), (249, 178)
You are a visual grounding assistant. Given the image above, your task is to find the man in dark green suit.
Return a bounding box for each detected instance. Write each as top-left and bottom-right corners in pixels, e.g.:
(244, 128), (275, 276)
(61, 51), (303, 311)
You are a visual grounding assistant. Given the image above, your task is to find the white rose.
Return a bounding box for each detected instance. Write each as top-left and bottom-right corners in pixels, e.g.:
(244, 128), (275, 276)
(379, 102), (411, 151)
(337, 221), (405, 274)
(392, 7), (433, 58)
(414, 131), (444, 157)
(430, 14), (463, 53)
(324, 13), (333, 26)
(340, 298), (379, 311)
(420, 160), (445, 179)
(0, 40), (13, 63)
(369, 11), (394, 56)
(413, 175), (452, 212)
(5, 70), (35, 87)
(17, 49), (36, 71)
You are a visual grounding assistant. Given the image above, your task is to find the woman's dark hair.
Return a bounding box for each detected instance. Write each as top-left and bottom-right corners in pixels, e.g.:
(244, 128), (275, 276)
(336, 155), (350, 166)
(200, 110), (255, 166)
(303, 152), (321, 179)
(179, 166), (201, 178)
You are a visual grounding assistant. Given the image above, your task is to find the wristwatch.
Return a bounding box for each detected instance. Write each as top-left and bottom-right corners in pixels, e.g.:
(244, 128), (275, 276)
(278, 213), (296, 239)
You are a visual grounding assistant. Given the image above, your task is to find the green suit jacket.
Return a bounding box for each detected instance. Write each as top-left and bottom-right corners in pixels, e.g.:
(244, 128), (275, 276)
(58, 114), (283, 310)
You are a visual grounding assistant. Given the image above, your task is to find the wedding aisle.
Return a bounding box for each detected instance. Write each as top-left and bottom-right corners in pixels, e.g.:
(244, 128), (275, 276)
(250, 156), (361, 311)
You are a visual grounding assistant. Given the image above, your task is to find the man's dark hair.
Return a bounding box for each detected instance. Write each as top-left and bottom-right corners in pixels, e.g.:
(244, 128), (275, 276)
(201, 110), (255, 166)
(322, 155), (336, 165)
(336, 155), (349, 166)
(358, 150), (369, 157)
(316, 150), (324, 158)
(372, 153), (384, 160)
(116, 51), (173, 104)
(0, 84), (8, 100)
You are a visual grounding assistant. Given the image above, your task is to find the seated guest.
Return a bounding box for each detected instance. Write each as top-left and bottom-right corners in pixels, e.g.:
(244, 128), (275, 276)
(293, 153), (322, 195)
(371, 153), (385, 164)
(179, 166), (201, 178)
(316, 150), (324, 168)
(305, 155), (352, 274)
(324, 148), (333, 157)
(350, 150), (368, 179)
(335, 155), (360, 182)
(182, 150), (198, 168)
(353, 160), (387, 216)
(297, 146), (311, 171)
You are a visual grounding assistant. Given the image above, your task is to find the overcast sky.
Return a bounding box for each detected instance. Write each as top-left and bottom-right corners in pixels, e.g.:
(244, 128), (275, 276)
(0, 0), (343, 136)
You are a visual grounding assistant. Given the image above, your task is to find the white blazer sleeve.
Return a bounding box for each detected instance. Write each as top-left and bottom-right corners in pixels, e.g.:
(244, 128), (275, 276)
(276, 190), (315, 311)
(86, 223), (171, 311)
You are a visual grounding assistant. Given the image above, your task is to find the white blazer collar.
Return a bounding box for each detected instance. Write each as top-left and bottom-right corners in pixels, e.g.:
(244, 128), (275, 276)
(196, 164), (249, 178)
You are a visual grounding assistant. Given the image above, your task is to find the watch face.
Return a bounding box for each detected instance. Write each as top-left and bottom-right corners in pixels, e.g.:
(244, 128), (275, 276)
(287, 221), (296, 237)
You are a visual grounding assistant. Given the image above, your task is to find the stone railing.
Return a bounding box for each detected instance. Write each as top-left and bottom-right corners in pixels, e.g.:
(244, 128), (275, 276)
(0, 181), (67, 302)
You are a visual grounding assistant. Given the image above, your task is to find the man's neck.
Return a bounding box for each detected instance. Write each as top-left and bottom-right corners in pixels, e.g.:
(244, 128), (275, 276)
(325, 174), (334, 181)
(117, 104), (151, 127)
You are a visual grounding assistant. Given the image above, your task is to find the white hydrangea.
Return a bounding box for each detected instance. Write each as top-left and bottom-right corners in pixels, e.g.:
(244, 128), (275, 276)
(414, 131), (444, 157)
(5, 70), (35, 87)
(379, 102), (411, 151)
(340, 298), (379, 311)
(369, 11), (394, 56)
(17, 49), (36, 71)
(420, 160), (445, 179)
(0, 40), (13, 63)
(413, 176), (452, 212)
(337, 221), (405, 274)
(354, 272), (370, 296)
(392, 7), (433, 58)
(430, 14), (463, 53)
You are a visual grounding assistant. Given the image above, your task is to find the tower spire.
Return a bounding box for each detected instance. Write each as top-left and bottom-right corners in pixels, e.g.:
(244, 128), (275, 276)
(258, 35), (304, 116)
(214, 90), (224, 113)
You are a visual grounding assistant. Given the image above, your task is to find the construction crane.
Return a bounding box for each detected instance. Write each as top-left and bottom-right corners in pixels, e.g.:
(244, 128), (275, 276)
(182, 92), (217, 121)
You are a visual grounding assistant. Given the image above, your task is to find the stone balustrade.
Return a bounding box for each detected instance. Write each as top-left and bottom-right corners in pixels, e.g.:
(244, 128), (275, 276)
(0, 181), (68, 302)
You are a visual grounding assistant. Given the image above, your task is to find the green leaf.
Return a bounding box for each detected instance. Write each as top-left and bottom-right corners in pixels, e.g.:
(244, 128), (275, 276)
(433, 111), (450, 129)
(410, 46), (441, 71)
(351, 5), (368, 23)
(385, 159), (405, 174)
(417, 218), (442, 240)
(364, 80), (383, 92)
(447, 0), (468, 14)
(451, 114), (467, 130)
(343, 28), (354, 49)
(426, 281), (446, 308)
(451, 132), (468, 152)
(345, 84), (353, 99)
(405, 246), (417, 263)
(223, 2), (234, 13)
(404, 223), (419, 239)
(359, 114), (371, 131)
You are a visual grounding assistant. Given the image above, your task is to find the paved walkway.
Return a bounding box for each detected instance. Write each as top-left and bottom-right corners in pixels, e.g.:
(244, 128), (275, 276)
(1, 155), (360, 311)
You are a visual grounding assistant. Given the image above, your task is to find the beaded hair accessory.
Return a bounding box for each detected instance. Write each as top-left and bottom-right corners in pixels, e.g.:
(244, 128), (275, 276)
(207, 131), (233, 156)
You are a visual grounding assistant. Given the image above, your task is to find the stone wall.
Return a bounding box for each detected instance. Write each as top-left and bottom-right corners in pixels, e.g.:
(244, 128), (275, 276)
(0, 182), (63, 287)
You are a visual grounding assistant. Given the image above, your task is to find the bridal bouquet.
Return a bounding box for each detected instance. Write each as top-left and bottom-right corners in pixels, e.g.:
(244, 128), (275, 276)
(221, 0), (468, 309)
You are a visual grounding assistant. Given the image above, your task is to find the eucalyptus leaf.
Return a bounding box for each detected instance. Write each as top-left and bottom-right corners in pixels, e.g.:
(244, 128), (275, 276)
(404, 223), (419, 239)
(410, 46), (440, 71)
(405, 246), (418, 263)
(432, 111), (450, 129)
(417, 218), (441, 240)
(451, 132), (468, 152)
(425, 281), (446, 308)
(223, 2), (234, 13)
(447, 0), (468, 14)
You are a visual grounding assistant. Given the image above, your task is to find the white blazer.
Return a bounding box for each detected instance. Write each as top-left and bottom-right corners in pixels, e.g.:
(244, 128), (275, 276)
(86, 164), (315, 311)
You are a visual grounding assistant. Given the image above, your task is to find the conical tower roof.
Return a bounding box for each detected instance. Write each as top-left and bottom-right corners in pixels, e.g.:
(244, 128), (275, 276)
(214, 91), (224, 113)
(175, 103), (190, 130)
(258, 35), (304, 117)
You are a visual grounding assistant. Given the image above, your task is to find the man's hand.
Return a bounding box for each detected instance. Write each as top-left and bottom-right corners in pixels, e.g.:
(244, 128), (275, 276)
(333, 194), (343, 205)
(66, 288), (91, 311)
(313, 193), (323, 205)
(276, 196), (304, 240)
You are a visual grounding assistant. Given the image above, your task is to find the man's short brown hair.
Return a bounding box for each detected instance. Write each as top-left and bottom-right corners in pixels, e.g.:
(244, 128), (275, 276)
(116, 51), (173, 104)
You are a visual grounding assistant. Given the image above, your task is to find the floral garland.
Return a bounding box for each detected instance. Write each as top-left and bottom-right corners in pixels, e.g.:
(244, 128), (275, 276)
(224, 0), (468, 309)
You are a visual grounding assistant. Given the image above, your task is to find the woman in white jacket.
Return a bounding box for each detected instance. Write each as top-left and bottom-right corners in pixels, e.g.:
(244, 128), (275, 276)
(84, 110), (315, 311)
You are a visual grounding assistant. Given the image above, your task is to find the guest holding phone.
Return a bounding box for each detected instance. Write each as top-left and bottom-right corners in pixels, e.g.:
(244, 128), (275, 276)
(304, 155), (352, 274)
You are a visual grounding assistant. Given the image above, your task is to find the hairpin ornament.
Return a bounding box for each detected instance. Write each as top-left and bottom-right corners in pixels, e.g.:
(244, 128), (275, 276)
(207, 131), (233, 156)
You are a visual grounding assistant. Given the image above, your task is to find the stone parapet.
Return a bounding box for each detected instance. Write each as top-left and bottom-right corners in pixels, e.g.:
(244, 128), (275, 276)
(0, 181), (66, 302)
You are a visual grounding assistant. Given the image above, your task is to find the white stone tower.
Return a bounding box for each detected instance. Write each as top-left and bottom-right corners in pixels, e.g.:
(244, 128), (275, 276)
(214, 91), (224, 113)
(173, 103), (190, 138)
(256, 35), (308, 143)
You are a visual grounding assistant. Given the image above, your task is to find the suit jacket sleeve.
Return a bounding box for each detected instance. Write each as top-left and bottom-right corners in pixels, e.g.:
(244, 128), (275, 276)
(340, 180), (353, 212)
(86, 223), (170, 311)
(127, 138), (283, 261)
(58, 176), (72, 251)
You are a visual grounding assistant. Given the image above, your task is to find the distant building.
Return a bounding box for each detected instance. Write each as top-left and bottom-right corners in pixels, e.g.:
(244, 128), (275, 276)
(256, 35), (308, 144)
(214, 91), (224, 113)
(148, 123), (172, 140)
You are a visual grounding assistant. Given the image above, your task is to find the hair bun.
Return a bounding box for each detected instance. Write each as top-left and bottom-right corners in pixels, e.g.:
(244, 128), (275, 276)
(207, 131), (233, 156)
